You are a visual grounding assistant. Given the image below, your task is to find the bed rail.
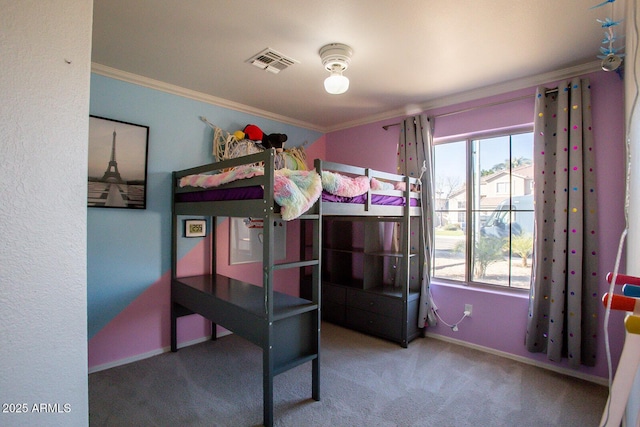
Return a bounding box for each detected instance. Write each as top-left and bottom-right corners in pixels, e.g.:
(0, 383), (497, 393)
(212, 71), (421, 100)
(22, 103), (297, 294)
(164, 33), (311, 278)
(315, 158), (421, 217)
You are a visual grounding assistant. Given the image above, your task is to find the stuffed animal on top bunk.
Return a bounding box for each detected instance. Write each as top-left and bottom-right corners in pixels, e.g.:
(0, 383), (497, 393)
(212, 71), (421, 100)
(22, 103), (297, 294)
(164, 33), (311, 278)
(237, 124), (288, 151)
(209, 120), (307, 170)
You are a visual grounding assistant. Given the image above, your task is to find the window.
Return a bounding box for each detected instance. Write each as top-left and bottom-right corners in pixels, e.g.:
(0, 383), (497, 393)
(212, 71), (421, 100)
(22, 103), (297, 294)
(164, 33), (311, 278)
(433, 130), (534, 289)
(496, 182), (509, 194)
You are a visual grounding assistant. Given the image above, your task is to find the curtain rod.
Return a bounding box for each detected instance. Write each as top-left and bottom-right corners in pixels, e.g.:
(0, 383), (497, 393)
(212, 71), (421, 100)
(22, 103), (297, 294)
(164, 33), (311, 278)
(382, 87), (560, 130)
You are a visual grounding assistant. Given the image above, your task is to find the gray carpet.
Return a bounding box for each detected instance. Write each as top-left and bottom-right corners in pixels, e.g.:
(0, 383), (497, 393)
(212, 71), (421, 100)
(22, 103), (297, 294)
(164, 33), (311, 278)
(89, 322), (608, 426)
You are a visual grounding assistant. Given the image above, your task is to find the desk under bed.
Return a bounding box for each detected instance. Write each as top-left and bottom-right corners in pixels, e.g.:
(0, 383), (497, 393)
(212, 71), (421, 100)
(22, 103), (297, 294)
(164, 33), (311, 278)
(170, 149), (321, 427)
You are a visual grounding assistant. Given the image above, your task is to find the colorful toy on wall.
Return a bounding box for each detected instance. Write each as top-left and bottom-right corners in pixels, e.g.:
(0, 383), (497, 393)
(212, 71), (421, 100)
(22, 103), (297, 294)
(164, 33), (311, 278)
(600, 272), (640, 426)
(590, 0), (624, 73)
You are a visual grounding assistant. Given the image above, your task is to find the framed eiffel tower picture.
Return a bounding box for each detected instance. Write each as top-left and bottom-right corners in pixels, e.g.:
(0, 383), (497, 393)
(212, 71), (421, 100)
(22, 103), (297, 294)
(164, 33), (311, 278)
(88, 116), (149, 209)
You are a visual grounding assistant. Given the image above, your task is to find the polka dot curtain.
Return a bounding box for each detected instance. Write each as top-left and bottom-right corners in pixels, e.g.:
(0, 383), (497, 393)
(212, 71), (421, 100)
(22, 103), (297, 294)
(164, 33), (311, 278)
(396, 115), (436, 329)
(525, 78), (599, 367)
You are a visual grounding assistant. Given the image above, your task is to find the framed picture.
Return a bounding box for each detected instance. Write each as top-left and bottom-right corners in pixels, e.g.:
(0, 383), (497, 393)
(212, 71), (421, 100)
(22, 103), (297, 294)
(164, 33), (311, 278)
(230, 218), (286, 264)
(185, 219), (207, 238)
(88, 115), (149, 209)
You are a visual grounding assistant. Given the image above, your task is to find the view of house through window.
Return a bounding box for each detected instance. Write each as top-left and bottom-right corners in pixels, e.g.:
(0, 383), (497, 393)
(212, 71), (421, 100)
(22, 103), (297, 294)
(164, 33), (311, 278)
(433, 131), (534, 289)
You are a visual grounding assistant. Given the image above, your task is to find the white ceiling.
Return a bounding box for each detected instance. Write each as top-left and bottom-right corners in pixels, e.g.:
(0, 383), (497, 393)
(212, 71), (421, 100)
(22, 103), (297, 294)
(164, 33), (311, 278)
(91, 0), (624, 132)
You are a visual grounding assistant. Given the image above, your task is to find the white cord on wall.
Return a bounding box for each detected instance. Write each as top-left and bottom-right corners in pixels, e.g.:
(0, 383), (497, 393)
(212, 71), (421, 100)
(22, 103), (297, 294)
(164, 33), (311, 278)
(428, 286), (471, 332)
(431, 307), (471, 332)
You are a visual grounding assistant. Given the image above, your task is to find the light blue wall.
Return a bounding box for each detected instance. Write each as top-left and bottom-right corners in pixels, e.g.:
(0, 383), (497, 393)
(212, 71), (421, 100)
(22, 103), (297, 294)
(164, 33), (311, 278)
(88, 74), (322, 338)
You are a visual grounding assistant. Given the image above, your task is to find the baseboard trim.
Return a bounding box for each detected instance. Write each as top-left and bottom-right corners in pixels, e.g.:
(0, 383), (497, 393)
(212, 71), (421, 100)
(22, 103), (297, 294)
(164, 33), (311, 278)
(89, 329), (609, 386)
(88, 331), (232, 374)
(424, 332), (609, 386)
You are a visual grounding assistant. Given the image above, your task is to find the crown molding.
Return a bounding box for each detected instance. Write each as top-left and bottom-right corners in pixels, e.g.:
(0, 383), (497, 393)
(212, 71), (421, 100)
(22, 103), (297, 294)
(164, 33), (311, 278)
(91, 63), (325, 132)
(325, 61), (602, 132)
(93, 61), (602, 135)
(420, 60), (602, 111)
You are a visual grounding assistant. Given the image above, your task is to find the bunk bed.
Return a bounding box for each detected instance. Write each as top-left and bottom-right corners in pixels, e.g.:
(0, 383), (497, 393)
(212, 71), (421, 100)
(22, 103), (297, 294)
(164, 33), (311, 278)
(311, 159), (424, 348)
(170, 149), (321, 427)
(170, 151), (423, 424)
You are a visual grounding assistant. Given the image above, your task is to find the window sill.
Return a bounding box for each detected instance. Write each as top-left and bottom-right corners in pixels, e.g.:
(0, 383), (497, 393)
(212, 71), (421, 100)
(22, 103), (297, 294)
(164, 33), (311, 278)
(430, 278), (529, 300)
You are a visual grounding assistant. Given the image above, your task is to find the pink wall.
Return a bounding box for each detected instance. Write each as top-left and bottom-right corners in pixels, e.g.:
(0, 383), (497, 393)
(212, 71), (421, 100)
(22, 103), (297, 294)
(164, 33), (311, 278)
(305, 134), (327, 168)
(89, 240), (212, 369)
(325, 71), (627, 379)
(325, 121), (400, 172)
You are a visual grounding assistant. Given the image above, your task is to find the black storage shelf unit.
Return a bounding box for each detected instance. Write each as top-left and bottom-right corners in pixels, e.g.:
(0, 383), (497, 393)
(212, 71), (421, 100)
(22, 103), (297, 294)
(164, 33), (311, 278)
(298, 159), (424, 347)
(320, 218), (422, 347)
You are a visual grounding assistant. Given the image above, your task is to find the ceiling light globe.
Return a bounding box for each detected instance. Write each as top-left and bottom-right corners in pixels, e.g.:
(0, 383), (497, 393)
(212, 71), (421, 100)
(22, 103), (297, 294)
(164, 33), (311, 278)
(324, 74), (349, 95)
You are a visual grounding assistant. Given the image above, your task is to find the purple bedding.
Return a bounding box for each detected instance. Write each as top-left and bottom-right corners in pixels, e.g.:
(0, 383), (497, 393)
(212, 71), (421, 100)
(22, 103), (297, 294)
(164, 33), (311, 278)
(176, 186), (264, 203)
(176, 187), (418, 206)
(321, 192), (419, 206)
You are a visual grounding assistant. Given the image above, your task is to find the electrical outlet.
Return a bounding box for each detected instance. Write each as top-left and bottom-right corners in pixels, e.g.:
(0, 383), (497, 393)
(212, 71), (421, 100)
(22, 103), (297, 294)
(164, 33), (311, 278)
(464, 304), (473, 317)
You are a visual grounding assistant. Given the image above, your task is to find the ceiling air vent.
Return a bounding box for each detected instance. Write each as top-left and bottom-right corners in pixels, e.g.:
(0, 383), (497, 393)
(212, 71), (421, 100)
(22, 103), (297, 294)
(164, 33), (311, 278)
(247, 48), (299, 74)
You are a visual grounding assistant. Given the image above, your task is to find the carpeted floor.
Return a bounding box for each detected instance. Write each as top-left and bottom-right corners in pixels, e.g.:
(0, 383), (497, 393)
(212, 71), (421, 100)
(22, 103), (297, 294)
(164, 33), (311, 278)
(89, 322), (608, 426)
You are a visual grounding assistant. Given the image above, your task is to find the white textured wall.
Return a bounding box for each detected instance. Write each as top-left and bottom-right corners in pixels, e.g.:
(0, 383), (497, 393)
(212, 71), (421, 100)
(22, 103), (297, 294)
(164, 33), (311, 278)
(0, 1), (92, 425)
(625, 0), (640, 425)
(625, 0), (640, 260)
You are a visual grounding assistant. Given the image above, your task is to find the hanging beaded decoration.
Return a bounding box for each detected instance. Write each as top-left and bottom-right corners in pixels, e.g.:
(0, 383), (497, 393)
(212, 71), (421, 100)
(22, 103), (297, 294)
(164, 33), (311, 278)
(591, 0), (625, 72)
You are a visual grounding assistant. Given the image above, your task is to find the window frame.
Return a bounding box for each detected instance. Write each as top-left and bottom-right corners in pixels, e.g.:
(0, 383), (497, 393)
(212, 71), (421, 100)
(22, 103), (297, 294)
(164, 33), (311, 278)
(433, 125), (533, 291)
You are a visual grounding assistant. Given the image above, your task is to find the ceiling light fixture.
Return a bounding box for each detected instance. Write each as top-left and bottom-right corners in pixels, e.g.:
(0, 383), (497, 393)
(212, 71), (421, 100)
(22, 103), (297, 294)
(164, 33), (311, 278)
(319, 43), (353, 95)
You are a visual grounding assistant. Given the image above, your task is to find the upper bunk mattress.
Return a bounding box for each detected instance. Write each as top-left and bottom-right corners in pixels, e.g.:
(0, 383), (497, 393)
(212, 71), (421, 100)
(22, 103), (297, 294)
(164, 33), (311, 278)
(176, 187), (418, 206)
(321, 192), (418, 206)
